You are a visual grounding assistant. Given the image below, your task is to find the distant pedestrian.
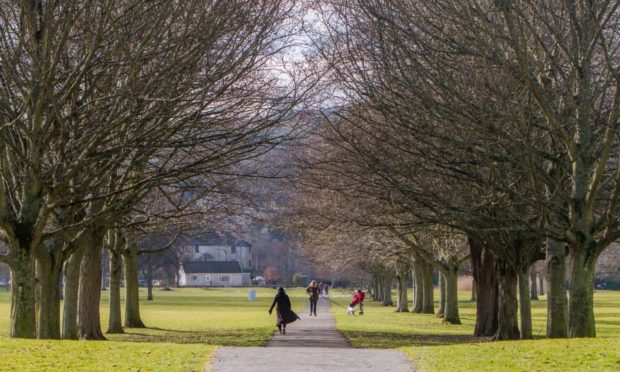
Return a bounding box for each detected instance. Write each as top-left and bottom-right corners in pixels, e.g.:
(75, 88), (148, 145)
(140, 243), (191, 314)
(323, 283), (330, 295)
(269, 287), (299, 335)
(306, 280), (320, 316)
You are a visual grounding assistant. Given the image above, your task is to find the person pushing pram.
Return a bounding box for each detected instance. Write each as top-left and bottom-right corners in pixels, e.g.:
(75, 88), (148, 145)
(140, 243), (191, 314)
(347, 289), (365, 315)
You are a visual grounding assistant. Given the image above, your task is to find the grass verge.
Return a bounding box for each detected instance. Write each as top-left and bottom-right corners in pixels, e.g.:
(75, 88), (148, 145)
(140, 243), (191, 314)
(0, 286), (307, 371)
(330, 289), (620, 371)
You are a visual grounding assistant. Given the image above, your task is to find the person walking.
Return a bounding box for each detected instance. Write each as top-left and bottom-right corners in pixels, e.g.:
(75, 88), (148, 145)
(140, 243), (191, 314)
(306, 280), (320, 316)
(269, 287), (299, 335)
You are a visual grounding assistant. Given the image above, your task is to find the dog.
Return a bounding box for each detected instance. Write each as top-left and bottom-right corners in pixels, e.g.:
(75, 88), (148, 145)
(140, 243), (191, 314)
(347, 305), (356, 315)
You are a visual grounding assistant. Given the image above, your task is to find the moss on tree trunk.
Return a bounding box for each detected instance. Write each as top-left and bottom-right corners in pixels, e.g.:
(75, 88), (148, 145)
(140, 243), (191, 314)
(546, 238), (567, 338)
(10, 247), (36, 338)
(567, 247), (597, 338)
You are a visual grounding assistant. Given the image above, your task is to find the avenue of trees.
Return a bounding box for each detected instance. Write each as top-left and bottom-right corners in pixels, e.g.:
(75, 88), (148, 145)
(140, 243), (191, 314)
(1, 0), (619, 346)
(283, 0), (620, 341)
(0, 0), (310, 339)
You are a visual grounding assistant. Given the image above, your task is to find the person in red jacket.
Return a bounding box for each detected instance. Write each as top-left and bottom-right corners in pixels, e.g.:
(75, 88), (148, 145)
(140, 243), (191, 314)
(347, 289), (365, 315)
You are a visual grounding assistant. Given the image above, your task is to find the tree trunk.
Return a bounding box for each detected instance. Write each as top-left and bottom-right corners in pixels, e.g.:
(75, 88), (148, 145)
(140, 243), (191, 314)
(163, 271), (171, 291)
(373, 274), (382, 301)
(518, 267), (533, 339)
(124, 242), (146, 328)
(470, 278), (477, 301)
(36, 250), (63, 339)
(436, 272), (445, 318)
(494, 260), (520, 340)
(10, 248), (36, 338)
(146, 261), (154, 301)
(538, 271), (545, 295)
(78, 229), (107, 340)
(412, 265), (423, 313)
(107, 248), (123, 334)
(529, 265), (538, 300)
(395, 266), (409, 312)
(62, 247), (83, 339)
(546, 238), (568, 337)
(443, 266), (461, 324)
(381, 274), (393, 306)
(470, 237), (498, 337)
(567, 246), (597, 338)
(421, 261), (434, 314)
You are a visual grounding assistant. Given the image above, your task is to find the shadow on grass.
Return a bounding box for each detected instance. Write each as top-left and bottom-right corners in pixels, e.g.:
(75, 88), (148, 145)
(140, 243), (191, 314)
(106, 326), (271, 347)
(343, 330), (490, 349)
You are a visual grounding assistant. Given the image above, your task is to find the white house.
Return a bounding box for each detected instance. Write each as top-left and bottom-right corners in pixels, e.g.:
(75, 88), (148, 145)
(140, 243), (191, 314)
(189, 233), (252, 270)
(178, 261), (251, 287)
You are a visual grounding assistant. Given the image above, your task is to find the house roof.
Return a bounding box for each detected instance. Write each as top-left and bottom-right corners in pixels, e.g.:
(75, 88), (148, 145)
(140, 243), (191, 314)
(236, 240), (252, 248)
(182, 261), (243, 274)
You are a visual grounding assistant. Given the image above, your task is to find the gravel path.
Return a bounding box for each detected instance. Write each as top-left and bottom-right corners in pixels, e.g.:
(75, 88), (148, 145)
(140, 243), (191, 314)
(209, 296), (414, 372)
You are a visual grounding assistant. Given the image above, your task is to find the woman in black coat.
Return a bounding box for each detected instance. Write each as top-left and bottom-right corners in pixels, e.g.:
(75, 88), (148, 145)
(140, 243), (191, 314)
(269, 287), (299, 334)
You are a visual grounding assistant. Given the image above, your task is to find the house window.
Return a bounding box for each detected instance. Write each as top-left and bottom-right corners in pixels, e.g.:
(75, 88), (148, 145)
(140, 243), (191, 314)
(194, 245), (199, 253)
(231, 246), (236, 254)
(221, 275), (230, 282)
(191, 275), (197, 281)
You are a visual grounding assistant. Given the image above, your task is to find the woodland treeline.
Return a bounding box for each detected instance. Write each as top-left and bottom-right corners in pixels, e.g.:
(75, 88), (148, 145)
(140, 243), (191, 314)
(284, 0), (620, 341)
(0, 0), (310, 339)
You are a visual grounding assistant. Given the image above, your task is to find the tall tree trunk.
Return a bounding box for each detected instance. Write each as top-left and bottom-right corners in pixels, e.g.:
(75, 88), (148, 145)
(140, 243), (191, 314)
(107, 248), (123, 334)
(412, 264), (423, 313)
(381, 274), (393, 306)
(395, 264), (409, 312)
(78, 229), (107, 340)
(470, 278), (477, 301)
(517, 267), (533, 339)
(163, 270), (171, 291)
(436, 272), (445, 318)
(421, 261), (434, 314)
(443, 265), (461, 324)
(567, 247), (598, 338)
(146, 261), (154, 301)
(36, 250), (63, 339)
(470, 237), (498, 337)
(538, 271), (545, 295)
(10, 247), (36, 338)
(529, 265), (538, 300)
(124, 242), (146, 328)
(373, 274), (382, 301)
(62, 246), (83, 339)
(494, 260), (520, 340)
(546, 238), (567, 338)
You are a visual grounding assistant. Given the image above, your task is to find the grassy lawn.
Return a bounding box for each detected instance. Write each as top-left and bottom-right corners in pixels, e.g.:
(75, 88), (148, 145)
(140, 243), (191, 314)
(330, 289), (620, 371)
(0, 286), (307, 371)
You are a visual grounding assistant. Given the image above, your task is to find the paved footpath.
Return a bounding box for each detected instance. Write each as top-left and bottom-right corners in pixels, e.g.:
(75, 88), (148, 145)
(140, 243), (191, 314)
(209, 296), (414, 372)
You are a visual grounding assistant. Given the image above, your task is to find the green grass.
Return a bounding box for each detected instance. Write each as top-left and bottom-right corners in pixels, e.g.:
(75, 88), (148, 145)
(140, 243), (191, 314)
(0, 286), (307, 371)
(330, 289), (620, 371)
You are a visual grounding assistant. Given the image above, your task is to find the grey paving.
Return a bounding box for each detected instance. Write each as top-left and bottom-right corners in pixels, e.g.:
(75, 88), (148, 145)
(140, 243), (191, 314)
(266, 296), (350, 348)
(208, 297), (415, 372)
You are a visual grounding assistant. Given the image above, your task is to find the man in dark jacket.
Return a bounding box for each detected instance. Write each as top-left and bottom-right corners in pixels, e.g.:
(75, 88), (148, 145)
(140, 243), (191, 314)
(269, 287), (299, 334)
